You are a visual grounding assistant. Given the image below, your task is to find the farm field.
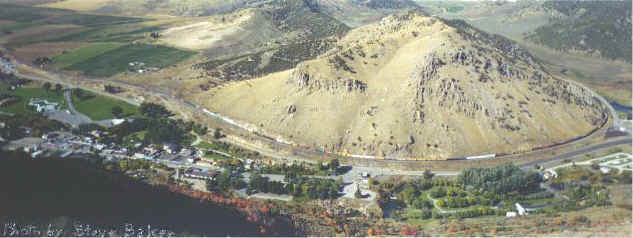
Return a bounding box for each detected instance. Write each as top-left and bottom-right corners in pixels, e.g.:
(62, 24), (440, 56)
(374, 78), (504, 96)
(71, 90), (138, 120)
(64, 43), (195, 77)
(51, 42), (124, 69)
(0, 4), (145, 47)
(39, 0), (117, 11)
(13, 42), (89, 63)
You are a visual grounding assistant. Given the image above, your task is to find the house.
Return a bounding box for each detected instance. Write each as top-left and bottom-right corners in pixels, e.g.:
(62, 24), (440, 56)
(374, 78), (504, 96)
(179, 148), (194, 156)
(93, 143), (106, 151)
(183, 168), (217, 180)
(543, 169), (558, 180)
(23, 144), (38, 153)
(134, 153), (146, 160)
(111, 119), (126, 125)
(144, 146), (158, 155)
(163, 143), (180, 154)
(19, 126), (32, 136)
(28, 98), (59, 113)
(244, 159), (254, 170)
(42, 132), (59, 140)
(186, 157), (199, 163)
(600, 167), (612, 174)
(515, 203), (528, 216)
(31, 150), (43, 158)
(60, 151), (72, 158)
(90, 130), (103, 138)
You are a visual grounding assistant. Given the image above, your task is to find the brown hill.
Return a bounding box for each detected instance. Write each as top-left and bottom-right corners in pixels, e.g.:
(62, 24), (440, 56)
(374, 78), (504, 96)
(193, 12), (606, 159)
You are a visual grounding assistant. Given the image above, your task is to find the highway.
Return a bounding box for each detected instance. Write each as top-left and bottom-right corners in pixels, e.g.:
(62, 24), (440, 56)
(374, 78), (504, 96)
(520, 136), (632, 169)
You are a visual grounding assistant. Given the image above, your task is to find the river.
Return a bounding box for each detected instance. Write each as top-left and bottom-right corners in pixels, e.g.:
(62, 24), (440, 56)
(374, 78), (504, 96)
(611, 101), (632, 113)
(0, 151), (295, 236)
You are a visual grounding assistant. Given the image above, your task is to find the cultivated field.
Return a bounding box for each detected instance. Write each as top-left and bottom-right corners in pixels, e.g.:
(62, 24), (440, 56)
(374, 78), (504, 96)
(63, 43), (195, 77)
(13, 42), (89, 63)
(51, 42), (124, 69)
(39, 0), (117, 11)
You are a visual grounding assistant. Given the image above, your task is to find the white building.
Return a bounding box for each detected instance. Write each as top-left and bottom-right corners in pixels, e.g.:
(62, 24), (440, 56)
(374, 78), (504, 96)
(163, 143), (179, 154)
(28, 98), (59, 113)
(134, 153), (146, 160)
(515, 203), (528, 216)
(93, 143), (106, 151)
(543, 169), (558, 180)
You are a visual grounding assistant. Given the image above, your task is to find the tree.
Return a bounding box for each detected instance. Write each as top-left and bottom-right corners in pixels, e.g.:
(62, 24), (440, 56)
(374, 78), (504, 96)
(111, 106), (123, 118)
(354, 184), (362, 198)
(193, 124), (208, 136)
(213, 128), (224, 139)
(139, 102), (173, 118)
(42, 82), (51, 91)
(329, 159), (340, 170)
(423, 169), (435, 180)
(54, 83), (62, 94)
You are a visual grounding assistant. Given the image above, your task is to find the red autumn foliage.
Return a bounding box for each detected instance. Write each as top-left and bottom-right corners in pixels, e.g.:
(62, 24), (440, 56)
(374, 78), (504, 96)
(166, 184), (278, 233)
(400, 225), (418, 236)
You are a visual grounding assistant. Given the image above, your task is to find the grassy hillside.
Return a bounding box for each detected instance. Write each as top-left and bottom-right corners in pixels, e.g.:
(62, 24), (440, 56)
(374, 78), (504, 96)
(193, 0), (350, 84)
(526, 0), (632, 62)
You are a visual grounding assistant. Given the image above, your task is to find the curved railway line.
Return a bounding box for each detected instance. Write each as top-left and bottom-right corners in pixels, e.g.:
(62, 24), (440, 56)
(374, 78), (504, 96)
(9, 59), (630, 170)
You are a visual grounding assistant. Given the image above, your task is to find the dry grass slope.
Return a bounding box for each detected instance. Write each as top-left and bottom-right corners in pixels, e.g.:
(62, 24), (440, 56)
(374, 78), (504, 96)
(194, 12), (606, 159)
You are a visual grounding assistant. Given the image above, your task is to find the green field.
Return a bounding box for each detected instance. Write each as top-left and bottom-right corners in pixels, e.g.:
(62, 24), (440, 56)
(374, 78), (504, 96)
(71, 91), (138, 121)
(52, 42), (125, 69)
(0, 84), (67, 115)
(64, 43), (195, 77)
(50, 23), (162, 43)
(0, 4), (141, 25)
(0, 4), (146, 46)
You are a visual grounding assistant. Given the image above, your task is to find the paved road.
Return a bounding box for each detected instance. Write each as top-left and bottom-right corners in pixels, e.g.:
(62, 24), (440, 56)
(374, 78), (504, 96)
(63, 89), (93, 123)
(520, 137), (632, 169)
(14, 72), (141, 107)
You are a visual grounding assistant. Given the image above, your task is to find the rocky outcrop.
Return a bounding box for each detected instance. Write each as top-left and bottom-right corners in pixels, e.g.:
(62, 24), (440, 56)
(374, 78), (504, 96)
(288, 65), (367, 93)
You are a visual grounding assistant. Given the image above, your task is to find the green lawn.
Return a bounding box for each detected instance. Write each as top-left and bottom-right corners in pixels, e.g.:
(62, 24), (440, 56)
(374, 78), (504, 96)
(71, 91), (138, 121)
(52, 42), (125, 70)
(0, 85), (66, 114)
(65, 43), (195, 77)
(195, 141), (217, 150)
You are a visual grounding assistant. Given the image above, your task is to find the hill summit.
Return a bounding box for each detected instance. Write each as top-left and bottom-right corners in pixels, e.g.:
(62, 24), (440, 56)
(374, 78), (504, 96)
(196, 12), (606, 159)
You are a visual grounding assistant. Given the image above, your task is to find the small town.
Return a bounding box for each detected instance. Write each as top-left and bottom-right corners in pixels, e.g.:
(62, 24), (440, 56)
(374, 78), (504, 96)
(1, 0), (632, 236)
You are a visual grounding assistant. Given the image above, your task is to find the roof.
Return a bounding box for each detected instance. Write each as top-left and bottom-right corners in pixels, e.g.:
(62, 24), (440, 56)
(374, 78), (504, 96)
(185, 169), (217, 178)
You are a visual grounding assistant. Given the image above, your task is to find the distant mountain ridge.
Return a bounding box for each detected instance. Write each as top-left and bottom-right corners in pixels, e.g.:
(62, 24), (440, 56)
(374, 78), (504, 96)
(526, 0), (632, 62)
